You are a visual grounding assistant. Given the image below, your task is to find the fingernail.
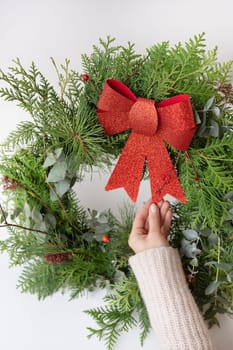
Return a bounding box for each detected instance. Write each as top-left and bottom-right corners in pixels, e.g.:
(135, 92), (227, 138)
(150, 203), (157, 213)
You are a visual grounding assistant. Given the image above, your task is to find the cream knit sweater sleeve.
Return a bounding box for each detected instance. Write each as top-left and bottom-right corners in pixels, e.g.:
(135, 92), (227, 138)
(129, 247), (215, 350)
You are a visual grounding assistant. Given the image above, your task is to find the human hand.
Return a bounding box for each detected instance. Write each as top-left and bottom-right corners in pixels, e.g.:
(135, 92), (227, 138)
(128, 199), (172, 254)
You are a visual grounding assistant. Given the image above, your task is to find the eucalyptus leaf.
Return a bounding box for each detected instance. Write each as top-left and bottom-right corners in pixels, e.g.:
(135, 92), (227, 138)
(33, 222), (48, 242)
(226, 274), (232, 283)
(209, 119), (219, 137)
(97, 213), (109, 224)
(88, 209), (98, 219)
(96, 224), (111, 234)
(204, 97), (215, 112)
(31, 207), (43, 223)
(54, 179), (70, 197)
(216, 262), (232, 272)
(54, 148), (64, 160)
(229, 208), (233, 215)
(204, 261), (218, 267)
(44, 213), (56, 228)
(204, 261), (232, 272)
(182, 242), (201, 258)
(208, 233), (219, 245)
(201, 227), (212, 237)
(83, 232), (96, 242)
(224, 191), (233, 201)
(49, 189), (57, 201)
(43, 153), (57, 168)
(197, 111), (207, 136)
(182, 229), (198, 241)
(24, 202), (31, 217)
(205, 280), (221, 295)
(46, 161), (67, 182)
(181, 238), (190, 249)
(33, 221), (46, 231)
(113, 270), (126, 282)
(24, 218), (31, 229)
(194, 110), (201, 124)
(212, 106), (221, 118)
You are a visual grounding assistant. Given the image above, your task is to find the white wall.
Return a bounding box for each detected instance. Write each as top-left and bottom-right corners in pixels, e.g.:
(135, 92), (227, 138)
(0, 1), (233, 349)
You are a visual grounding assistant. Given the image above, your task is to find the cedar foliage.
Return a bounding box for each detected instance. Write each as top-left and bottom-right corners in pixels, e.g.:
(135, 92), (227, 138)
(0, 34), (233, 349)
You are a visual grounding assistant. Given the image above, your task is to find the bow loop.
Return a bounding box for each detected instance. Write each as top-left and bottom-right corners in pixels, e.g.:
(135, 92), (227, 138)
(157, 95), (196, 150)
(97, 79), (196, 203)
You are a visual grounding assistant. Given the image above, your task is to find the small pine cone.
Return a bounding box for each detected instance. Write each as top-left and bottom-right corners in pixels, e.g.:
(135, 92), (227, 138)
(2, 176), (18, 190)
(218, 83), (233, 97)
(44, 252), (73, 264)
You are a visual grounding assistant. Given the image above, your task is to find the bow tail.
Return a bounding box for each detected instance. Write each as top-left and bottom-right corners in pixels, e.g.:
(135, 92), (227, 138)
(105, 133), (146, 202)
(147, 138), (186, 203)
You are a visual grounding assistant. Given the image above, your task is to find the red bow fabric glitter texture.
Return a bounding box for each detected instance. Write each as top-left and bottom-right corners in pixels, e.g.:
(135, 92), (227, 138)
(97, 80), (196, 203)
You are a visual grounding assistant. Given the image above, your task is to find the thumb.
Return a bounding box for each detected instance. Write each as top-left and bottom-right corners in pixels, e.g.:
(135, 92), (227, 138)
(148, 203), (161, 234)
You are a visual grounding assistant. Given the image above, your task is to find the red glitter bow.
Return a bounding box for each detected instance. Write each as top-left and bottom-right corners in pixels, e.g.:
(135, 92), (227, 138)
(97, 80), (196, 203)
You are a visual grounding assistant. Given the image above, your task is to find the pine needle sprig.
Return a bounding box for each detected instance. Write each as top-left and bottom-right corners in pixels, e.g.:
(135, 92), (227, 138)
(81, 37), (142, 106)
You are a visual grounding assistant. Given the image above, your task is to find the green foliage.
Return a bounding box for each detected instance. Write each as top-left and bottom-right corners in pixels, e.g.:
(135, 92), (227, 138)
(85, 275), (150, 350)
(179, 133), (233, 229)
(81, 37), (142, 105)
(169, 202), (233, 327)
(17, 244), (117, 300)
(0, 59), (107, 171)
(0, 34), (233, 349)
(135, 33), (233, 105)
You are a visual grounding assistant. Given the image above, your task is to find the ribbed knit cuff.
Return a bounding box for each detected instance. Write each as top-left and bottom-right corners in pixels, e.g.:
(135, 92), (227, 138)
(129, 247), (215, 350)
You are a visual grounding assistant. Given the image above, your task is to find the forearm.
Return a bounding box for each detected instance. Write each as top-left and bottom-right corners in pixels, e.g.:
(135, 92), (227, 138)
(129, 247), (215, 350)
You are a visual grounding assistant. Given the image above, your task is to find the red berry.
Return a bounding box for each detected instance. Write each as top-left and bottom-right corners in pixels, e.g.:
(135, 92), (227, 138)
(184, 272), (196, 285)
(81, 74), (89, 81)
(101, 234), (110, 243)
(194, 177), (199, 181)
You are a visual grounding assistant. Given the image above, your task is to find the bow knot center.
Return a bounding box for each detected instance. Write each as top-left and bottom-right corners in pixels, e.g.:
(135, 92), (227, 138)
(129, 98), (158, 136)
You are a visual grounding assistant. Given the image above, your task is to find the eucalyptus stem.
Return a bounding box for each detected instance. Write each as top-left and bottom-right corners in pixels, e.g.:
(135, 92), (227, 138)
(46, 182), (83, 234)
(0, 222), (50, 235)
(214, 236), (221, 306)
(215, 236), (221, 282)
(0, 203), (51, 236)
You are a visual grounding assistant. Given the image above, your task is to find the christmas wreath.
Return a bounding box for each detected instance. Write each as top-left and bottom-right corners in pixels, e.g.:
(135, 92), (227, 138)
(0, 33), (233, 349)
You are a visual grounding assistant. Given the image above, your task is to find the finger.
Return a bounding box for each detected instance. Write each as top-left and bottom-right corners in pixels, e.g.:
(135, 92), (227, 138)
(157, 199), (164, 208)
(160, 200), (170, 225)
(161, 208), (172, 237)
(148, 203), (161, 234)
(132, 199), (152, 231)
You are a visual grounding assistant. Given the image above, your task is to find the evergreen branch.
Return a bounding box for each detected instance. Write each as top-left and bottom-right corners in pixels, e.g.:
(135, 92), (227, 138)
(86, 305), (137, 350)
(46, 182), (83, 234)
(50, 58), (72, 101)
(137, 301), (151, 346)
